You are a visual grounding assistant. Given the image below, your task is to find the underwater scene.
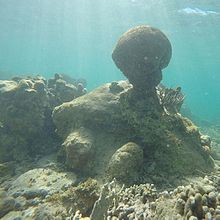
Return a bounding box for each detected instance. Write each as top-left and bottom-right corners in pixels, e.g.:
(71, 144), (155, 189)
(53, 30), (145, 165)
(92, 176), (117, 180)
(0, 0), (220, 219)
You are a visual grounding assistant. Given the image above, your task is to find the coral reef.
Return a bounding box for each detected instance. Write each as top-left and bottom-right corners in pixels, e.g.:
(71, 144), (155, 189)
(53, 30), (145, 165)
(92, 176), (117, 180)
(200, 124), (220, 159)
(68, 170), (220, 219)
(0, 188), (15, 218)
(53, 79), (213, 183)
(1, 162), (220, 219)
(72, 179), (99, 216)
(0, 164), (76, 219)
(157, 83), (185, 114)
(53, 81), (132, 178)
(112, 25), (172, 91)
(0, 74), (87, 163)
(62, 127), (94, 171)
(105, 182), (158, 219)
(48, 73), (87, 107)
(106, 142), (143, 183)
(90, 179), (124, 220)
(47, 177), (99, 217)
(154, 173), (220, 220)
(0, 77), (53, 162)
(53, 25), (214, 187)
(0, 25), (218, 219)
(103, 171), (220, 219)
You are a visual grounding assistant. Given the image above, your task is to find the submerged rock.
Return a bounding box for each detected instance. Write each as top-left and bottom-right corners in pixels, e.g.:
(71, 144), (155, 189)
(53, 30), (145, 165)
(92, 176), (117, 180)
(0, 74), (87, 163)
(53, 80), (213, 183)
(53, 81), (132, 176)
(0, 78), (50, 162)
(53, 80), (131, 137)
(48, 73), (87, 106)
(106, 142), (143, 183)
(0, 188), (16, 218)
(0, 167), (77, 218)
(7, 168), (76, 197)
(70, 178), (99, 216)
(53, 25), (214, 185)
(63, 127), (94, 171)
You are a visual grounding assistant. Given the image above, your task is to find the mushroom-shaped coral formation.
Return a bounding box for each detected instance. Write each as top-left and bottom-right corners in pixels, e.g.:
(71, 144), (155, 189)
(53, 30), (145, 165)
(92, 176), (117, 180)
(52, 25), (214, 188)
(112, 25), (172, 91)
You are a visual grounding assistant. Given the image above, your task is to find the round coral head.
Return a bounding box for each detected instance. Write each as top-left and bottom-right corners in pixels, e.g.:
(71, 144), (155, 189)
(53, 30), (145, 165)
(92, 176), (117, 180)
(112, 25), (172, 90)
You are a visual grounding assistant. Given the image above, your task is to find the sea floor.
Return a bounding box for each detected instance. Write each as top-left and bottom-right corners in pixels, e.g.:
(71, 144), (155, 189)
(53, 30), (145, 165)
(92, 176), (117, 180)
(1, 123), (220, 220)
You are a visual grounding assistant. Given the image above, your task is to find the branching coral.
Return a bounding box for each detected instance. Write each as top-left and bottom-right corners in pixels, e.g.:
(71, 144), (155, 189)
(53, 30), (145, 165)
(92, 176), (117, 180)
(157, 83), (185, 114)
(90, 179), (124, 220)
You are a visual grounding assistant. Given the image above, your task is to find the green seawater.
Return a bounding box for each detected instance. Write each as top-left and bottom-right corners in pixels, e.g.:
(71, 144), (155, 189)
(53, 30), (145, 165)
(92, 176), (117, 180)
(0, 0), (219, 122)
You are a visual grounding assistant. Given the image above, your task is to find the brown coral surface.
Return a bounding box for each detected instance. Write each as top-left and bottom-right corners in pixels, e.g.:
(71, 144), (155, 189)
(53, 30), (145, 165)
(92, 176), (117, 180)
(112, 25), (172, 91)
